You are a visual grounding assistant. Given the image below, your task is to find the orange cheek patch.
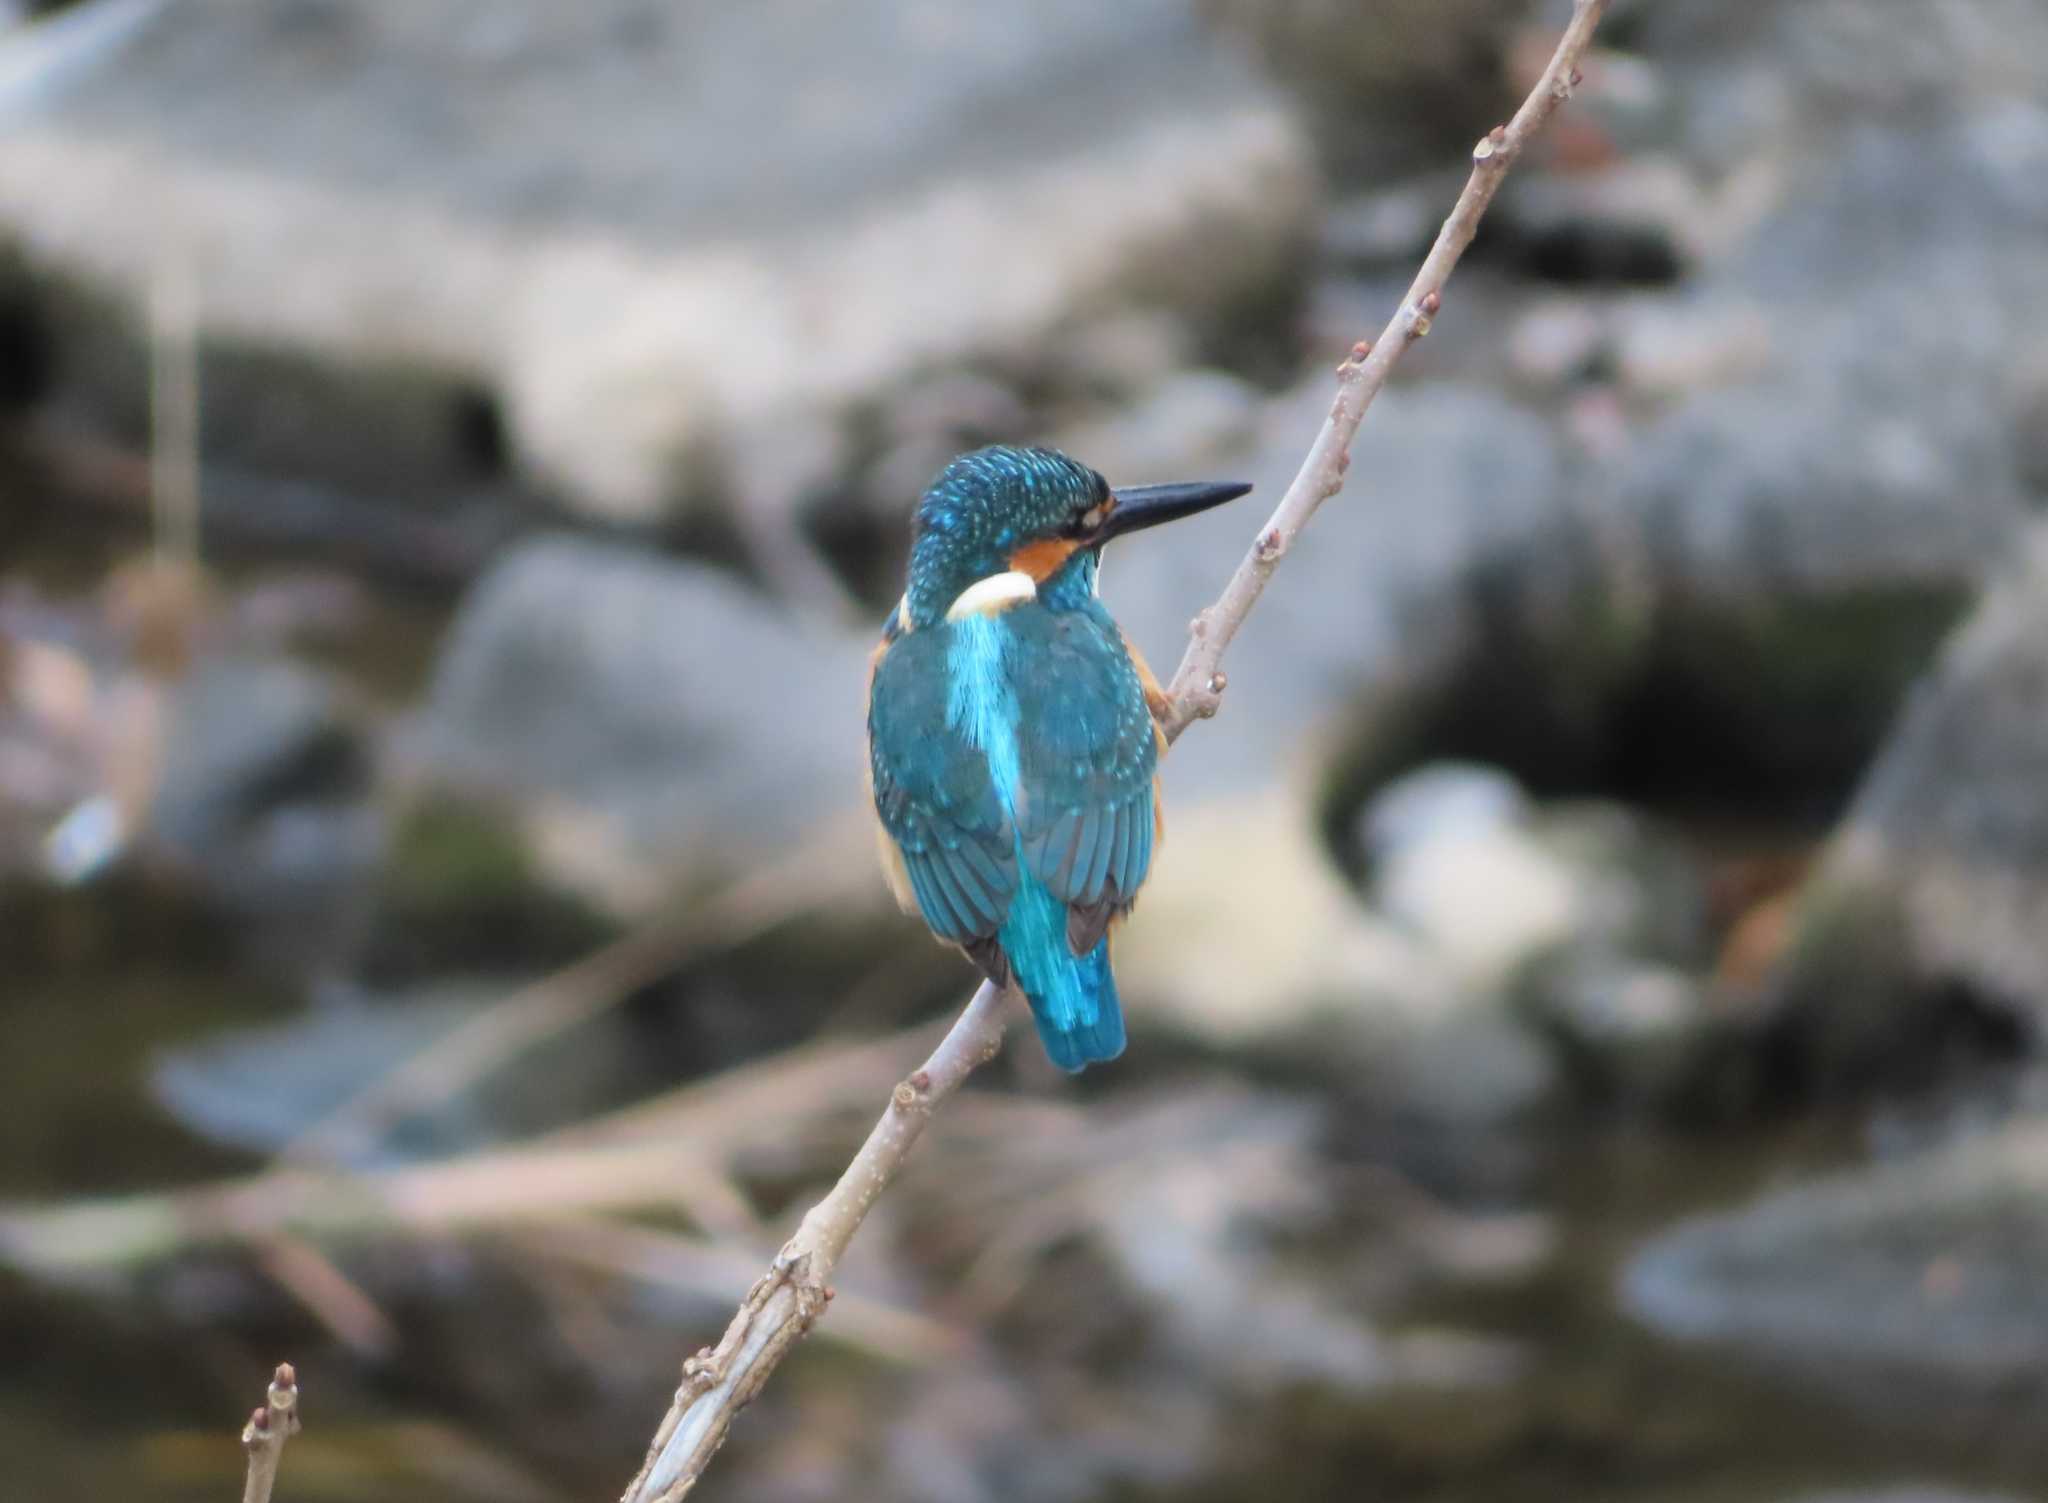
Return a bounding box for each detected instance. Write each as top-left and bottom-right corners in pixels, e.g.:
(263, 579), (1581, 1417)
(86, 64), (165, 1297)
(1009, 537), (1081, 582)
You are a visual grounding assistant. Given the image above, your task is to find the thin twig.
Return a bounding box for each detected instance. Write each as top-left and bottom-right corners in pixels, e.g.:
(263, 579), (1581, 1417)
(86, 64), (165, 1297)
(1161, 0), (1608, 737)
(619, 982), (1007, 1500)
(617, 6), (1607, 1497)
(239, 1362), (300, 1503)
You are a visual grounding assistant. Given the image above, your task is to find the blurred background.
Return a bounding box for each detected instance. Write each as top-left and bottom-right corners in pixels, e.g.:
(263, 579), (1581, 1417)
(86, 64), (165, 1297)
(4, 0), (2048, 1499)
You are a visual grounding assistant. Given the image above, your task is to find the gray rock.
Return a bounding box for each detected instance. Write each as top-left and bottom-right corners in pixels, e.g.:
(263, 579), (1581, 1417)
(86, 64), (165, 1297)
(1570, 112), (2048, 799)
(1356, 763), (1718, 1113)
(150, 655), (367, 858)
(0, 0), (1316, 530)
(1776, 526), (2048, 1074)
(1200, 0), (1532, 179)
(1623, 1115), (2048, 1397)
(1364, 764), (1591, 992)
(412, 536), (873, 907)
(1046, 368), (1262, 488)
(1103, 380), (1585, 805)
(148, 654), (381, 968)
(1114, 780), (1562, 1125)
(1362, 762), (1532, 871)
(1642, 0), (2048, 156)
(149, 977), (645, 1166)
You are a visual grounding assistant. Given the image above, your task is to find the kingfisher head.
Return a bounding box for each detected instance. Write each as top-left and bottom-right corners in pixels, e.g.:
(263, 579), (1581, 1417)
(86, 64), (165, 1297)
(902, 444), (1251, 628)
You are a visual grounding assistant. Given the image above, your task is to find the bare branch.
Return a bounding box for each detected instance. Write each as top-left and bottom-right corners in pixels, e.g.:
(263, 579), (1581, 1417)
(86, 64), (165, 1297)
(1162, 0), (1609, 736)
(618, 5), (1608, 1497)
(619, 982), (1007, 1501)
(239, 1362), (300, 1503)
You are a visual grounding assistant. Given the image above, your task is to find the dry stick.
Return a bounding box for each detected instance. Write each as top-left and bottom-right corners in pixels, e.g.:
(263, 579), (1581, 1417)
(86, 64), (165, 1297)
(286, 820), (870, 1165)
(239, 1362), (300, 1503)
(618, 6), (1608, 1497)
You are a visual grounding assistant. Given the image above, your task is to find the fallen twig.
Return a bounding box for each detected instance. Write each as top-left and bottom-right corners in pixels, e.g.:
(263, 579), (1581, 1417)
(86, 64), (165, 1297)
(0, 1022), (927, 1274)
(616, 5), (1610, 1498)
(285, 818), (872, 1165)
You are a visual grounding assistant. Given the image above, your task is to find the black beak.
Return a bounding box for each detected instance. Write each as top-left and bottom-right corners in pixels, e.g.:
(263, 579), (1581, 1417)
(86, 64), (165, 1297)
(1095, 479), (1253, 544)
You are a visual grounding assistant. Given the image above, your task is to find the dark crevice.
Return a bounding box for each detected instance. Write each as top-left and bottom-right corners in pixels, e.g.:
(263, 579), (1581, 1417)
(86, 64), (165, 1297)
(1765, 976), (2032, 1103)
(803, 489), (908, 616)
(0, 278), (56, 412)
(448, 385), (508, 480)
(1463, 214), (1688, 290)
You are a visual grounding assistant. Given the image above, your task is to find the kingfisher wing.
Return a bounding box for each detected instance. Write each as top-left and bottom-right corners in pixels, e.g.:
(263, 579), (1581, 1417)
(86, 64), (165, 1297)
(868, 625), (1017, 947)
(1011, 605), (1159, 954)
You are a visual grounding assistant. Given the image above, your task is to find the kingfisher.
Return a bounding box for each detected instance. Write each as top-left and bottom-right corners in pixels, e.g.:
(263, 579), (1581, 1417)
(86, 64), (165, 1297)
(866, 445), (1251, 1071)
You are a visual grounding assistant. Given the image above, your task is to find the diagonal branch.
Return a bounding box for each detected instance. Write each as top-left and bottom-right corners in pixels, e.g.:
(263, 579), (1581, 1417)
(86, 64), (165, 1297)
(618, 5), (1607, 1498)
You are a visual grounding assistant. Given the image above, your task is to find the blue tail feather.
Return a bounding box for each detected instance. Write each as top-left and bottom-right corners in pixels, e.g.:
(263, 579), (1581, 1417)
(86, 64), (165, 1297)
(1029, 945), (1124, 1072)
(1001, 870), (1124, 1072)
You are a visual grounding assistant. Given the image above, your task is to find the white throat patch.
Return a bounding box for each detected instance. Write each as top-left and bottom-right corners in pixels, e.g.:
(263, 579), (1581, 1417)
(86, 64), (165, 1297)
(945, 571), (1037, 621)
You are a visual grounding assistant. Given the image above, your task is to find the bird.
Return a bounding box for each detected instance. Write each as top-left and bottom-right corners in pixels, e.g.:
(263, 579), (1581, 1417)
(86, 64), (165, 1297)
(866, 445), (1251, 1072)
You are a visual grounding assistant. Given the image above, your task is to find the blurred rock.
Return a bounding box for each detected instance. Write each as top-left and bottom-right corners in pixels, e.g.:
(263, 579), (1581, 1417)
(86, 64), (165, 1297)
(1105, 380), (1590, 806)
(1118, 789), (1436, 1049)
(1365, 763), (1577, 991)
(1495, 156), (1699, 286)
(1320, 169), (1467, 270)
(2012, 352), (2048, 501)
(143, 652), (382, 974)
(150, 977), (646, 1165)
(0, 0), (1316, 531)
(1785, 1490), (2025, 1503)
(1117, 784), (1559, 1127)
(1255, 0), (2048, 825)
(1608, 293), (1772, 399)
(1045, 368), (1261, 485)
(1623, 1115), (2048, 1407)
(1517, 950), (1718, 1112)
(1642, 0), (2048, 168)
(411, 536), (872, 915)
(1, 569), (383, 967)
(1774, 528), (2048, 1082)
(805, 1081), (1536, 1503)
(1363, 769), (1707, 982)
(151, 656), (366, 861)
(1200, 0), (1532, 180)
(1360, 762), (1722, 1114)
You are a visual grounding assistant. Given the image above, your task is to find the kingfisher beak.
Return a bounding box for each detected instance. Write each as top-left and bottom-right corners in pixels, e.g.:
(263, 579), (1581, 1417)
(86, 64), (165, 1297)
(1095, 479), (1253, 544)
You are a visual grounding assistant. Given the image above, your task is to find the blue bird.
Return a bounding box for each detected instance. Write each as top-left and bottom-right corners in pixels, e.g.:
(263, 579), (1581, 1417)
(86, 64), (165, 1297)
(867, 445), (1251, 1072)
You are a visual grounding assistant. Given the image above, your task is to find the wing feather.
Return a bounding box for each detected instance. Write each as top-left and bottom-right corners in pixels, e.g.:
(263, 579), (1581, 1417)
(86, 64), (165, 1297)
(869, 625), (1016, 945)
(1012, 603), (1160, 945)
